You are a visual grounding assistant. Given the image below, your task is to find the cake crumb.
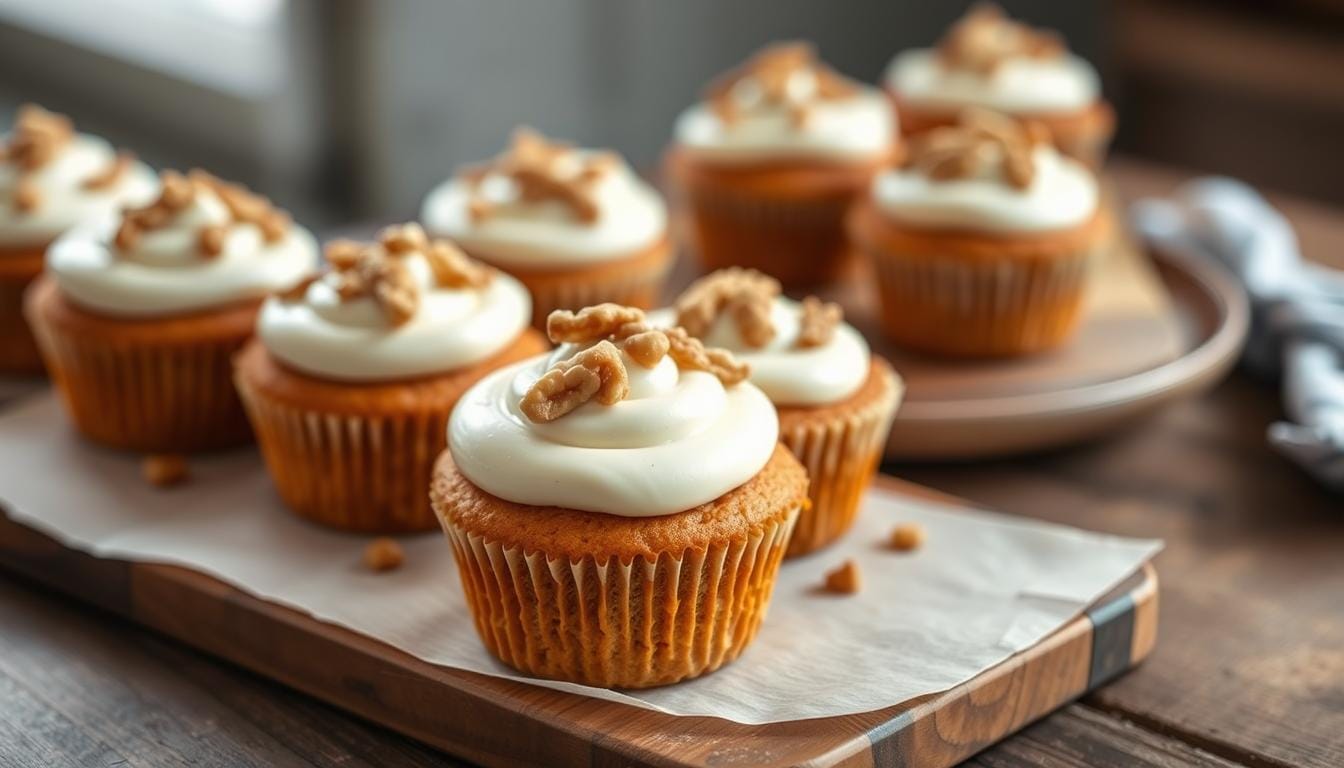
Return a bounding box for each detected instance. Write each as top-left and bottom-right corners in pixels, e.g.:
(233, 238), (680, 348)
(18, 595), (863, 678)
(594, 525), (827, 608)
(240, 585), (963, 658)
(141, 454), (189, 488)
(890, 523), (926, 552)
(823, 559), (861, 595)
(363, 538), (404, 573)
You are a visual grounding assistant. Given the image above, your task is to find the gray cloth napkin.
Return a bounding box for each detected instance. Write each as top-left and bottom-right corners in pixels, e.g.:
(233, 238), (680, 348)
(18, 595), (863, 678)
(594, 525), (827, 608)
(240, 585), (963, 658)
(1132, 177), (1344, 491)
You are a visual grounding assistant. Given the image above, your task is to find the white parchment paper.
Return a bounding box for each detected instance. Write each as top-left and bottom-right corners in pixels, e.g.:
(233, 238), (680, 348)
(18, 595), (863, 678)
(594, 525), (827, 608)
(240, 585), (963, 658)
(0, 393), (1160, 724)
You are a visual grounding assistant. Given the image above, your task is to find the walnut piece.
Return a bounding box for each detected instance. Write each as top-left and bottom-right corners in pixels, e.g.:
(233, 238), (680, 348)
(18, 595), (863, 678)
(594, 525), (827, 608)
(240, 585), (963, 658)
(142, 454), (189, 488)
(379, 222), (430, 254)
(461, 127), (612, 225)
(363, 538), (405, 572)
(797, 296), (843, 348)
(905, 107), (1048, 190)
(277, 274), (320, 302)
(425, 240), (492, 289)
(675, 268), (780, 347)
(621, 329), (670, 369)
(12, 180), (39, 213)
(706, 42), (859, 129)
(546, 303), (648, 344)
(520, 340), (629, 423)
(890, 523), (926, 552)
(823, 559), (861, 595)
(663, 326), (750, 386)
(113, 169), (294, 256)
(937, 3), (1064, 76)
(81, 151), (135, 191)
(358, 253), (419, 326)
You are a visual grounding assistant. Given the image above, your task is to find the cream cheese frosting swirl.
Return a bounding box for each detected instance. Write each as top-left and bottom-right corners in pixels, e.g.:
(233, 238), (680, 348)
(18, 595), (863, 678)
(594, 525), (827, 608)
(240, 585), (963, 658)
(258, 224), (531, 382)
(421, 128), (666, 269)
(0, 105), (156, 247)
(47, 170), (318, 316)
(449, 306), (778, 517)
(674, 42), (894, 163)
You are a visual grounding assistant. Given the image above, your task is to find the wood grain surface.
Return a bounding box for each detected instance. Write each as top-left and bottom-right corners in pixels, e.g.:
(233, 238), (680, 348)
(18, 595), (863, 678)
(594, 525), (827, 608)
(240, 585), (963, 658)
(1, 159), (1342, 767)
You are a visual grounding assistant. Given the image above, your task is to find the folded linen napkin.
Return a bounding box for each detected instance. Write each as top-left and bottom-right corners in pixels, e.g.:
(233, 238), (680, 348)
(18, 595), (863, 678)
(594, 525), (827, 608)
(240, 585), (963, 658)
(1132, 178), (1344, 491)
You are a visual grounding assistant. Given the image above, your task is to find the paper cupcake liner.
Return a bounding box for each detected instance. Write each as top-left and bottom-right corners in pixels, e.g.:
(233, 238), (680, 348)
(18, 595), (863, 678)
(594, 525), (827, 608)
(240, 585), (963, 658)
(522, 261), (670, 329)
(681, 184), (859, 287)
(28, 309), (251, 453)
(441, 506), (799, 689)
(235, 379), (447, 533)
(867, 244), (1101, 358)
(780, 364), (903, 558)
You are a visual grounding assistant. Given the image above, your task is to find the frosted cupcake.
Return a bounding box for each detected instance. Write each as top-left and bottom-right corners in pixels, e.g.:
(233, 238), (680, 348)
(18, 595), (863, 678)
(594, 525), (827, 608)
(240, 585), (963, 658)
(662, 269), (903, 556)
(27, 169), (317, 451)
(849, 109), (1110, 358)
(666, 42), (897, 286)
(236, 223), (547, 533)
(1, 105), (155, 374)
(884, 3), (1114, 168)
(432, 303), (807, 687)
(421, 128), (671, 328)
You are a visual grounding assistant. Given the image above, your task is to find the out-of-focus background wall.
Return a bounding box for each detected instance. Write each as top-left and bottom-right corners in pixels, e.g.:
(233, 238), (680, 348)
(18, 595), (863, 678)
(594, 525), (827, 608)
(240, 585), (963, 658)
(1, 0), (1340, 228)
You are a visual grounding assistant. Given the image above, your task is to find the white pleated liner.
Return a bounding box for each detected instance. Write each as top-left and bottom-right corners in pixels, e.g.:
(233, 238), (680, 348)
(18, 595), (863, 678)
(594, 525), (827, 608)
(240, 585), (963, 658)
(29, 313), (250, 452)
(780, 364), (903, 557)
(869, 243), (1102, 355)
(236, 379), (445, 532)
(442, 506), (799, 689)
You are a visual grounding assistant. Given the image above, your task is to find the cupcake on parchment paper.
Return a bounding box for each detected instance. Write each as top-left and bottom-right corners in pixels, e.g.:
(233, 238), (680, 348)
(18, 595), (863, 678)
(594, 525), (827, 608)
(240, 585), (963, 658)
(666, 42), (897, 286)
(884, 3), (1114, 168)
(661, 269), (903, 557)
(432, 303), (808, 688)
(26, 169), (317, 452)
(421, 128), (671, 328)
(236, 223), (546, 533)
(0, 104), (155, 374)
(849, 108), (1110, 358)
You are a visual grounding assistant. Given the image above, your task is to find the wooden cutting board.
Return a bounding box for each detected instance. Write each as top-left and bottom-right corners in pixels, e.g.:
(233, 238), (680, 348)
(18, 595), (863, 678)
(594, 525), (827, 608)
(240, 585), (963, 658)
(0, 476), (1158, 768)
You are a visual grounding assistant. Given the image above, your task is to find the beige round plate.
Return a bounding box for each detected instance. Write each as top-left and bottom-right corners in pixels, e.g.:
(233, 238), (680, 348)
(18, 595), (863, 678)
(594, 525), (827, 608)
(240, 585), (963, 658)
(876, 247), (1250, 460)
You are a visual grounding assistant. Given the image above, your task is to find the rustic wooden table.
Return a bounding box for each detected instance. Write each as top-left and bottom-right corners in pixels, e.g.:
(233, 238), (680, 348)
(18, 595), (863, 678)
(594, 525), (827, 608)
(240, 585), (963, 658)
(2, 160), (1342, 768)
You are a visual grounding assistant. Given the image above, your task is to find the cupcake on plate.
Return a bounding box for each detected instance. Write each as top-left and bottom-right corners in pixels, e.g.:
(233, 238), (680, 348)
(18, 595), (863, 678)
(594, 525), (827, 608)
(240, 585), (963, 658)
(849, 108), (1110, 358)
(26, 169), (317, 451)
(236, 223), (547, 533)
(1, 104), (155, 374)
(432, 303), (808, 688)
(666, 42), (898, 287)
(421, 128), (671, 328)
(884, 3), (1114, 168)
(662, 269), (903, 557)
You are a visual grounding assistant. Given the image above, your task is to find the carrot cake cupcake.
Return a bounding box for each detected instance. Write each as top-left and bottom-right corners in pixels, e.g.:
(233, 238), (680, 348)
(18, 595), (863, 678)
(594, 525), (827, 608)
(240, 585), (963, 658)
(659, 269), (903, 556)
(26, 169), (317, 451)
(666, 42), (897, 286)
(236, 223), (546, 533)
(884, 3), (1114, 168)
(1, 104), (154, 374)
(432, 303), (807, 688)
(849, 108), (1109, 358)
(421, 128), (671, 328)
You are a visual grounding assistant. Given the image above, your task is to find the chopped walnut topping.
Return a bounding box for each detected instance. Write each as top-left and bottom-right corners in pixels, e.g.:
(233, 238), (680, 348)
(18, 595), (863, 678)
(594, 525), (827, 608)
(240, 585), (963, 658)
(890, 523), (926, 552)
(12, 180), (40, 213)
(3, 104), (75, 213)
(114, 169), (293, 257)
(363, 538), (405, 572)
(705, 42), (859, 129)
(379, 222), (429, 254)
(425, 240), (492, 289)
(520, 340), (629, 423)
(459, 127), (615, 225)
(324, 239), (363, 270)
(823, 559), (861, 595)
(675, 268), (781, 348)
(620, 329), (671, 369)
(663, 326), (751, 386)
(142, 454), (189, 488)
(797, 296), (843, 349)
(277, 273), (321, 302)
(937, 3), (1065, 75)
(547, 303), (649, 344)
(905, 108), (1049, 190)
(356, 251), (419, 326)
(82, 151), (136, 191)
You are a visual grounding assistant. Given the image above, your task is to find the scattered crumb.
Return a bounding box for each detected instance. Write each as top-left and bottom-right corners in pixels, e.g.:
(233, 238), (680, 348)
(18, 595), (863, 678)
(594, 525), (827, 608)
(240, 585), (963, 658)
(363, 538), (404, 573)
(823, 559), (861, 595)
(141, 454), (189, 488)
(890, 523), (925, 552)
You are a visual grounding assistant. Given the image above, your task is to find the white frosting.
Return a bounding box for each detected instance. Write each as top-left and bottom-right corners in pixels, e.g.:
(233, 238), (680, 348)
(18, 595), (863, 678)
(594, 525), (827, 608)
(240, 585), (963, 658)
(649, 300), (869, 406)
(449, 345), (779, 517)
(885, 49), (1099, 114)
(0, 134), (156, 247)
(673, 80), (895, 163)
(421, 154), (666, 269)
(46, 188), (319, 317)
(872, 145), (1098, 233)
(258, 256), (531, 382)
